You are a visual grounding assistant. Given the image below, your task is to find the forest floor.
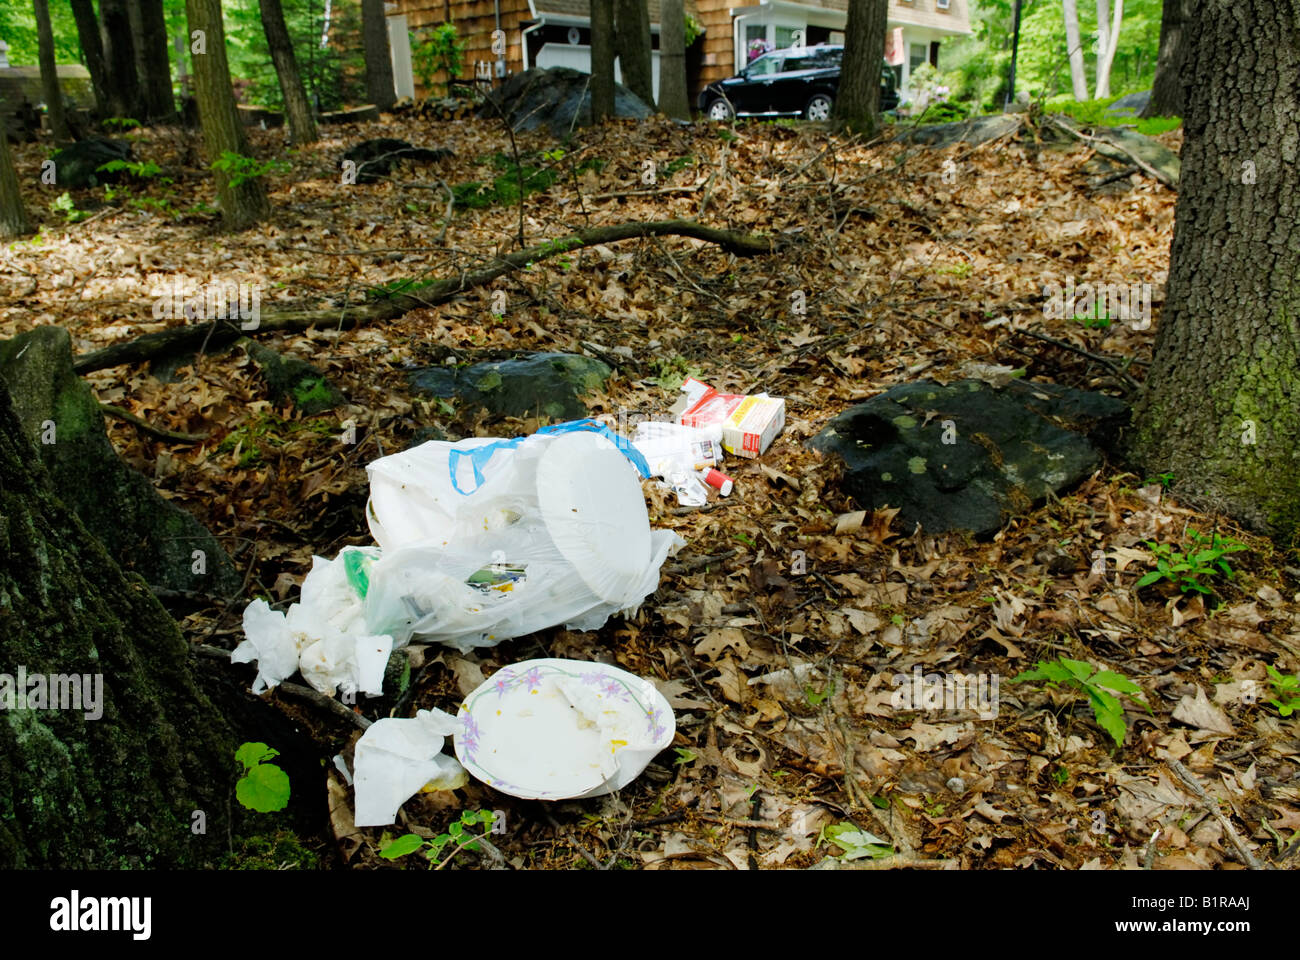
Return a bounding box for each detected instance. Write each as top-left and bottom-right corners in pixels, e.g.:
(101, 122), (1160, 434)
(4, 109), (1299, 870)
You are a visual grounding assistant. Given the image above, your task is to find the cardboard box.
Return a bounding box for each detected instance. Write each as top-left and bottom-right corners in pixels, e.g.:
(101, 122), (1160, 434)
(677, 378), (785, 458)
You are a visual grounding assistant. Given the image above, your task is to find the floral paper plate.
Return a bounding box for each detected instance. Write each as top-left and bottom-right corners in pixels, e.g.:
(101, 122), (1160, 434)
(453, 658), (675, 800)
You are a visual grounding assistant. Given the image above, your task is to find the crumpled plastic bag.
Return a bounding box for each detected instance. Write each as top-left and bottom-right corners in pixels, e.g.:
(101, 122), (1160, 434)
(353, 708), (467, 827)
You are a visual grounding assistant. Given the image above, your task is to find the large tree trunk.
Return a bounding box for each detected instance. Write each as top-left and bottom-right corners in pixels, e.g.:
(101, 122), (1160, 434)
(1093, 0), (1123, 99)
(833, 0), (888, 136)
(591, 0), (616, 121)
(260, 0), (318, 144)
(1142, 0), (1191, 117)
(1128, 0), (1300, 545)
(657, 0), (689, 119)
(100, 0), (143, 120)
(34, 0), (69, 140)
(0, 133), (32, 239)
(615, 0), (654, 107)
(70, 0), (111, 118)
(361, 0), (395, 111)
(131, 0), (176, 121)
(186, 0), (270, 230)
(0, 375), (236, 868)
(1062, 0), (1088, 101)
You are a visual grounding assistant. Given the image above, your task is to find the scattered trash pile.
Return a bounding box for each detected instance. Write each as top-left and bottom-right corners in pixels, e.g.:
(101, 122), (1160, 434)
(232, 384), (785, 825)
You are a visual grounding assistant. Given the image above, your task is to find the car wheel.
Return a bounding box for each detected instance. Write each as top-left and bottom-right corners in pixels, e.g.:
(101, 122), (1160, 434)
(707, 98), (735, 122)
(805, 94), (833, 121)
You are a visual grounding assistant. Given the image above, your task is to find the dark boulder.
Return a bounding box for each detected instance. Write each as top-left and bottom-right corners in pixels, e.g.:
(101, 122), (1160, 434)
(408, 352), (612, 421)
(809, 378), (1128, 537)
(478, 67), (653, 136)
(49, 138), (131, 189)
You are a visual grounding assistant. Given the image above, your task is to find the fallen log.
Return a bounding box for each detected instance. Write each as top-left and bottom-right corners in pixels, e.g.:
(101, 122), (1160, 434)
(73, 219), (776, 374)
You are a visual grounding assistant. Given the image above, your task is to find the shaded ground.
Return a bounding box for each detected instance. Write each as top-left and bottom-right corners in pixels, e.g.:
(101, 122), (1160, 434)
(4, 110), (1299, 870)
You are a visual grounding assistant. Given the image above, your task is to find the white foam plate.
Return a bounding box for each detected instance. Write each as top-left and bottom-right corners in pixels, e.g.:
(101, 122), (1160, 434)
(453, 658), (675, 800)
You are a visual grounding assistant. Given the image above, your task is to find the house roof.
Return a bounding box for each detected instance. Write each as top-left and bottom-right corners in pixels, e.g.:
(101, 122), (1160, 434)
(533, 0), (698, 26)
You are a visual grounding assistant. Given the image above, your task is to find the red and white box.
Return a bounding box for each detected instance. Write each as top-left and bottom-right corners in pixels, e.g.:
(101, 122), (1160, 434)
(676, 378), (785, 459)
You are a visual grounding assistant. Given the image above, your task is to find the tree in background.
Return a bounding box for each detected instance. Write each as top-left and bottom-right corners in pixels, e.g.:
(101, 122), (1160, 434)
(259, 0), (318, 143)
(657, 0), (689, 119)
(1129, 0), (1300, 546)
(186, 0), (269, 229)
(615, 0), (654, 107)
(131, 0), (176, 121)
(591, 0), (615, 120)
(34, 0), (69, 139)
(100, 0), (143, 119)
(833, 0), (888, 136)
(0, 134), (32, 239)
(1092, 0), (1123, 98)
(1061, 0), (1087, 100)
(69, 0), (112, 117)
(1141, 0), (1189, 117)
(361, 0), (395, 110)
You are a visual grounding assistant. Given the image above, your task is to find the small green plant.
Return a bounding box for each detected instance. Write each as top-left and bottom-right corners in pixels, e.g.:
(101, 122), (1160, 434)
(413, 22), (466, 96)
(673, 747), (697, 766)
(97, 158), (166, 181)
(235, 742), (290, 813)
(804, 676), (835, 707)
(1009, 657), (1151, 748)
(647, 353), (700, 392)
(211, 151), (290, 189)
(380, 809), (497, 868)
(1143, 471), (1175, 489)
(1136, 530), (1248, 595)
(819, 822), (893, 861)
(102, 116), (142, 131)
(49, 192), (90, 223)
(1265, 665), (1300, 717)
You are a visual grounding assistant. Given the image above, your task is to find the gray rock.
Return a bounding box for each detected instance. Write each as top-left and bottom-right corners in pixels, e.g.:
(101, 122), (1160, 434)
(0, 326), (241, 596)
(479, 67), (653, 136)
(809, 379), (1128, 537)
(49, 138), (131, 189)
(408, 352), (612, 421)
(1105, 91), (1151, 117)
(896, 113), (1022, 148)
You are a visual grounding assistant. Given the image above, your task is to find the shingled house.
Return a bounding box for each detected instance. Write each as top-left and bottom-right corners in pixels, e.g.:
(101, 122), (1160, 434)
(386, 0), (971, 105)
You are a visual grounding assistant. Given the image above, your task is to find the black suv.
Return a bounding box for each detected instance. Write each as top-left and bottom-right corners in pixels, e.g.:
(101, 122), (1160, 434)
(698, 44), (899, 121)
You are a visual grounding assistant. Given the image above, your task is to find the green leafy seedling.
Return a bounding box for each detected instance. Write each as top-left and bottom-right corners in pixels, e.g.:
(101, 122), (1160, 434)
(820, 822), (893, 861)
(673, 747), (698, 766)
(1009, 657), (1151, 748)
(235, 742), (290, 813)
(1265, 665), (1300, 717)
(1136, 530), (1247, 596)
(380, 809), (497, 868)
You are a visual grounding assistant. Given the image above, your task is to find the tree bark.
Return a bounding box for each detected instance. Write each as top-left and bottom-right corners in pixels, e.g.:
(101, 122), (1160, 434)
(73, 219), (777, 373)
(0, 133), (32, 240)
(591, 0), (616, 121)
(361, 0), (395, 111)
(260, 0), (318, 144)
(1062, 0), (1088, 101)
(186, 0), (270, 230)
(34, 0), (69, 140)
(833, 0), (888, 136)
(70, 0), (111, 118)
(1128, 0), (1300, 545)
(100, 0), (143, 120)
(1142, 0), (1191, 117)
(1094, 0), (1123, 99)
(657, 0), (689, 119)
(615, 0), (654, 107)
(0, 375), (236, 868)
(131, 0), (176, 121)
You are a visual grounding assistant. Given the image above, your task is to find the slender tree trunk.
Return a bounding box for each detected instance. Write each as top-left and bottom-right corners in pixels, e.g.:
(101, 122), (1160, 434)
(361, 0), (395, 110)
(70, 0), (111, 118)
(1062, 0), (1088, 101)
(0, 133), (32, 239)
(614, 0), (654, 106)
(186, 0), (269, 230)
(1128, 0), (1300, 545)
(1142, 0), (1191, 117)
(591, 0), (616, 120)
(34, 0), (69, 140)
(131, 0), (176, 121)
(833, 0), (888, 136)
(100, 0), (143, 119)
(1094, 0), (1122, 98)
(0, 371), (236, 868)
(260, 0), (318, 143)
(657, 0), (688, 118)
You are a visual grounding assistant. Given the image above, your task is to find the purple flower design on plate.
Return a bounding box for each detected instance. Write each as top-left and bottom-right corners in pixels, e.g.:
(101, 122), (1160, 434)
(581, 671), (604, 686)
(522, 666), (544, 691)
(600, 676), (629, 701)
(493, 671), (515, 698)
(646, 707), (667, 741)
